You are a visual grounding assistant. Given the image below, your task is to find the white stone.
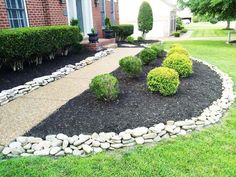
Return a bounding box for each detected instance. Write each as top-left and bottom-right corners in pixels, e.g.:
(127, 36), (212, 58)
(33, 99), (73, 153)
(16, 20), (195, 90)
(166, 120), (175, 125)
(45, 135), (56, 141)
(28, 137), (43, 144)
(165, 125), (176, 134)
(16, 136), (28, 144)
(73, 149), (83, 156)
(62, 139), (69, 149)
(131, 127), (148, 137)
(111, 143), (123, 149)
(74, 135), (90, 146)
(121, 133), (132, 140)
(135, 137), (145, 144)
(143, 133), (157, 139)
(100, 143), (110, 149)
(153, 136), (162, 142)
(111, 135), (121, 141)
(64, 147), (73, 154)
(50, 147), (61, 155)
(178, 130), (187, 135)
(56, 133), (68, 140)
(55, 151), (65, 156)
(82, 145), (93, 154)
(2, 147), (11, 155)
(34, 149), (50, 156)
(92, 140), (100, 147)
(23, 143), (31, 150)
(51, 139), (62, 147)
(9, 142), (21, 148)
(20, 153), (32, 157)
(93, 147), (103, 153)
(174, 121), (185, 127)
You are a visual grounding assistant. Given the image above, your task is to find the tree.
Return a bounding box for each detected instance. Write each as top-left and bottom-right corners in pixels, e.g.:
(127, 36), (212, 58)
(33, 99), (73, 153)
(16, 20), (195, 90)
(179, 0), (236, 29)
(138, 1), (153, 37)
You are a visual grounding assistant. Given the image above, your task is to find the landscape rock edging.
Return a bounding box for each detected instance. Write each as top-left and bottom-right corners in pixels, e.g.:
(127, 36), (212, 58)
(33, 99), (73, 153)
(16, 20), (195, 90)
(1, 56), (234, 158)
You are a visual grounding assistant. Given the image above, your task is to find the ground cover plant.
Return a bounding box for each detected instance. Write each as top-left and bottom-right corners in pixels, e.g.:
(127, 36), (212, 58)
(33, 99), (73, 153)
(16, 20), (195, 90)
(0, 40), (235, 177)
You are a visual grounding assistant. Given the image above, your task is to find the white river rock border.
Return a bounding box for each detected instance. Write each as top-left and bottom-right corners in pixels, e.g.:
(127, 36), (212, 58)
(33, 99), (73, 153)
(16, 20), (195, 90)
(1, 56), (235, 158)
(0, 49), (115, 106)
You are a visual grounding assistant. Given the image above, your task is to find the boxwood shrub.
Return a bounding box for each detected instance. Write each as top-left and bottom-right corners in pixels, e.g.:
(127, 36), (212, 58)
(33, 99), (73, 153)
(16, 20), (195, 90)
(0, 26), (82, 70)
(119, 56), (142, 78)
(168, 46), (189, 57)
(89, 74), (120, 101)
(150, 43), (164, 57)
(147, 67), (180, 96)
(139, 48), (156, 65)
(162, 53), (193, 77)
(111, 24), (134, 41)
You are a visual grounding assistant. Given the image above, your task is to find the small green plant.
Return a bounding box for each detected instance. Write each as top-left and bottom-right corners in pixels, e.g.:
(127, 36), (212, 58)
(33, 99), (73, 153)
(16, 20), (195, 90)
(150, 43), (164, 57)
(89, 74), (120, 101)
(105, 17), (112, 30)
(126, 36), (135, 44)
(176, 17), (184, 30)
(91, 28), (97, 34)
(181, 29), (188, 33)
(70, 18), (79, 26)
(147, 67), (180, 96)
(168, 46), (189, 57)
(137, 36), (144, 42)
(119, 56), (142, 77)
(162, 53), (193, 77)
(111, 24), (134, 41)
(139, 48), (156, 65)
(173, 32), (180, 37)
(138, 1), (153, 37)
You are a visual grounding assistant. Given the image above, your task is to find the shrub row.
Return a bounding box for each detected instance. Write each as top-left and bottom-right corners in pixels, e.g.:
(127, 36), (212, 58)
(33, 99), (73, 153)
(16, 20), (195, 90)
(111, 24), (134, 41)
(0, 26), (83, 70)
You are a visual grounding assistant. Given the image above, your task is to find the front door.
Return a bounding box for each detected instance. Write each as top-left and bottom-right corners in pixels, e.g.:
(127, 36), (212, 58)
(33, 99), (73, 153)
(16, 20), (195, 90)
(76, 0), (84, 32)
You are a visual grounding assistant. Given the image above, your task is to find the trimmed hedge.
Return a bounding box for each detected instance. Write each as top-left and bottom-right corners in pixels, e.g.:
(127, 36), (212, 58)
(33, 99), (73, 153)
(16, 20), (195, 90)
(0, 26), (83, 70)
(139, 48), (156, 65)
(147, 67), (180, 96)
(168, 46), (189, 57)
(162, 53), (193, 77)
(89, 74), (120, 101)
(119, 56), (142, 78)
(111, 24), (134, 41)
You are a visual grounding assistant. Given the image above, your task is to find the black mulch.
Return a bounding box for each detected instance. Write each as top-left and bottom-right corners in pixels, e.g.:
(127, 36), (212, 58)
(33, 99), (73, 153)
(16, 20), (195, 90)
(25, 56), (223, 137)
(0, 50), (95, 92)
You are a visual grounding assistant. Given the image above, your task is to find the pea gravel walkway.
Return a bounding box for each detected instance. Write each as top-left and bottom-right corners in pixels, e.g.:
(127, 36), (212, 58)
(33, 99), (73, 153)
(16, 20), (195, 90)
(0, 47), (142, 146)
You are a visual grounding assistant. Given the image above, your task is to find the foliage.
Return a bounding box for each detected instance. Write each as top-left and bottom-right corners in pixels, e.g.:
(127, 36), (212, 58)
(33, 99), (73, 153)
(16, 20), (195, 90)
(137, 36), (145, 42)
(111, 24), (134, 41)
(209, 18), (218, 24)
(147, 67), (180, 96)
(126, 36), (135, 44)
(89, 74), (120, 101)
(180, 29), (188, 33)
(119, 56), (143, 77)
(70, 18), (79, 26)
(0, 26), (82, 70)
(138, 1), (153, 37)
(91, 28), (97, 34)
(170, 43), (183, 49)
(150, 43), (164, 57)
(139, 48), (156, 65)
(176, 17), (184, 31)
(105, 17), (112, 30)
(168, 46), (189, 57)
(173, 32), (181, 37)
(179, 0), (236, 28)
(162, 53), (193, 77)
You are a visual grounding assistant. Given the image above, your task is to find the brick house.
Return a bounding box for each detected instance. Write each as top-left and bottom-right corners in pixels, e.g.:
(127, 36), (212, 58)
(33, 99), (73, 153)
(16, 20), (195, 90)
(0, 0), (119, 37)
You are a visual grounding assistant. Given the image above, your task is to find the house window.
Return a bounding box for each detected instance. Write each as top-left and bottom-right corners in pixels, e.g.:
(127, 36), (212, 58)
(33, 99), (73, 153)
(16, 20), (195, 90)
(110, 0), (115, 24)
(100, 0), (106, 28)
(5, 0), (28, 28)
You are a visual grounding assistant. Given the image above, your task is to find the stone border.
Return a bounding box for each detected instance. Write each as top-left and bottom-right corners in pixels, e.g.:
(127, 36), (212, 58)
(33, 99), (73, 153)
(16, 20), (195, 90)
(0, 49), (115, 107)
(1, 57), (234, 157)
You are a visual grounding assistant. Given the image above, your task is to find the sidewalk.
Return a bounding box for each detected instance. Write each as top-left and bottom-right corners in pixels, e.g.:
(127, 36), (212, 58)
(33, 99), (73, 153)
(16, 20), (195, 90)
(0, 47), (142, 145)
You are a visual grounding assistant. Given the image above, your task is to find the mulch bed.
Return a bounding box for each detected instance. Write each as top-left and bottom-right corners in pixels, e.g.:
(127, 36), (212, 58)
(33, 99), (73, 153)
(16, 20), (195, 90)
(0, 49), (95, 92)
(25, 54), (223, 137)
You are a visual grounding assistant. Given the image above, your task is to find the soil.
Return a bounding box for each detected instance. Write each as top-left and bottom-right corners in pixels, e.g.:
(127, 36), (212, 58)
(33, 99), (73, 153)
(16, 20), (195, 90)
(25, 55), (223, 137)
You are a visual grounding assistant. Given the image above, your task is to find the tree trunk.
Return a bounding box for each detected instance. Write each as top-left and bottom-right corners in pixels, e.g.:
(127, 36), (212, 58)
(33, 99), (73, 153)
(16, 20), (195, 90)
(226, 20), (231, 29)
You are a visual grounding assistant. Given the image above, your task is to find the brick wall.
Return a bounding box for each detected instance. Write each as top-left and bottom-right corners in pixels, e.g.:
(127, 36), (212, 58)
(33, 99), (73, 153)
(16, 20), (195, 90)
(27, 0), (67, 26)
(92, 0), (119, 38)
(0, 0), (10, 28)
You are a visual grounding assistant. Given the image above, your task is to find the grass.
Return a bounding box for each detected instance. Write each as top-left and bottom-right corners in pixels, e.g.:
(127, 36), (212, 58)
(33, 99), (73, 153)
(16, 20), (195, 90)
(191, 29), (235, 37)
(0, 40), (236, 177)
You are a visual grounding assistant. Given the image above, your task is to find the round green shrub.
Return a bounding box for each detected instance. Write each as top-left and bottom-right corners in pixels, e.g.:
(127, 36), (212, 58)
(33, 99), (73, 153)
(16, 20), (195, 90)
(167, 46), (189, 57)
(139, 48), (156, 65)
(119, 56), (142, 77)
(147, 67), (180, 96)
(150, 43), (164, 57)
(89, 74), (120, 101)
(173, 32), (180, 37)
(137, 36), (144, 42)
(162, 53), (193, 77)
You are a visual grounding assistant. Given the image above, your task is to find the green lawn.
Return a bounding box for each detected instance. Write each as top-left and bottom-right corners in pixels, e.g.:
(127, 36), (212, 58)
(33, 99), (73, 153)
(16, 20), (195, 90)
(0, 41), (236, 177)
(191, 29), (234, 37)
